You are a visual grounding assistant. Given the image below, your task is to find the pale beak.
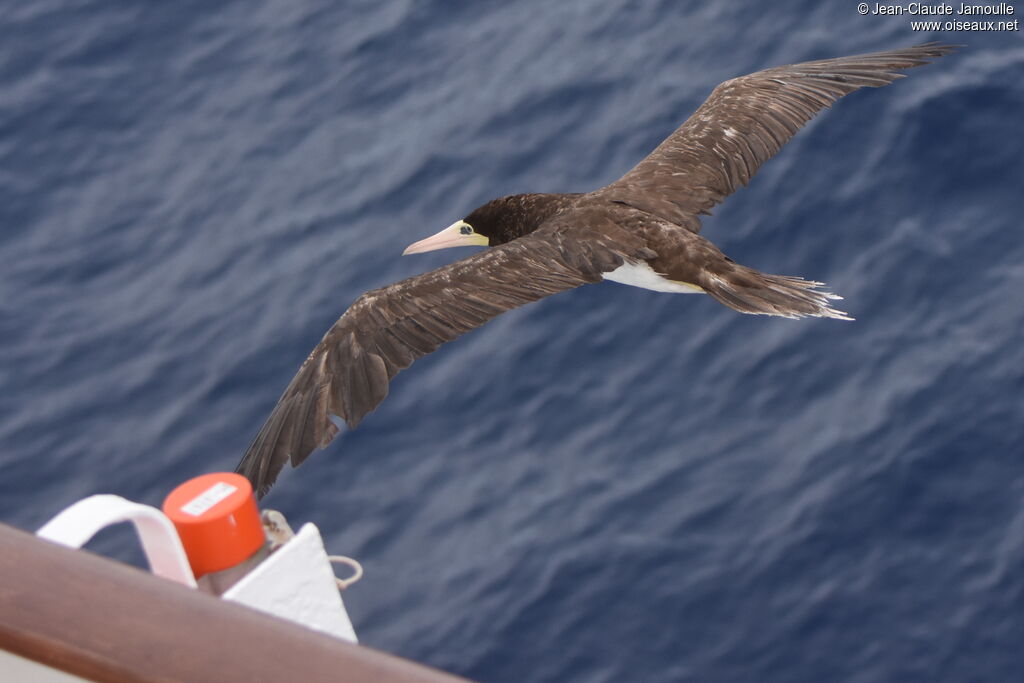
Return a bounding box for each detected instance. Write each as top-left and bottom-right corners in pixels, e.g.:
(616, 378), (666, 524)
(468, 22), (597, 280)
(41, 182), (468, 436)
(402, 220), (489, 255)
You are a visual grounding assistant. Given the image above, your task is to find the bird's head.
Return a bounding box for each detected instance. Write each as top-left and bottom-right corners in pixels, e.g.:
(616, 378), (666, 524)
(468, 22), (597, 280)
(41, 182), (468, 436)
(403, 194), (568, 255)
(401, 216), (491, 255)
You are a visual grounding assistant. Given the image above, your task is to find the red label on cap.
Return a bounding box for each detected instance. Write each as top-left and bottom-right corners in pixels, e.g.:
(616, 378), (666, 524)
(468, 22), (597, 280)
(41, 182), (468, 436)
(180, 481), (238, 517)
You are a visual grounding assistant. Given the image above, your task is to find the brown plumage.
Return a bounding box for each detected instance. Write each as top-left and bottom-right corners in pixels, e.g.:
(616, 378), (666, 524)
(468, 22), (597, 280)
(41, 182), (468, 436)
(237, 43), (955, 496)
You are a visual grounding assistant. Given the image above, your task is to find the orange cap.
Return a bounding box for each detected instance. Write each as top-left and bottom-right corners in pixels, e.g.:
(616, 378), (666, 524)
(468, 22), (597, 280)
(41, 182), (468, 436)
(162, 472), (264, 578)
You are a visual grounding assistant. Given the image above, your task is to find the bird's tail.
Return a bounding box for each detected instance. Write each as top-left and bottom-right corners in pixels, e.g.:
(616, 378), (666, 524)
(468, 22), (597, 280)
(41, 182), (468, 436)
(701, 261), (852, 320)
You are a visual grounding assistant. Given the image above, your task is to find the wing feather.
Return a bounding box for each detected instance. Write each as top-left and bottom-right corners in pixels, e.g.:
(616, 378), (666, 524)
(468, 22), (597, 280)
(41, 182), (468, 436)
(236, 225), (649, 496)
(594, 43), (956, 231)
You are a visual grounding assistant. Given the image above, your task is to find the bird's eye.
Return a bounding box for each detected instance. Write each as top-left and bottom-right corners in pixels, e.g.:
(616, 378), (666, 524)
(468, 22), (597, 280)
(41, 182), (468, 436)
(459, 225), (473, 235)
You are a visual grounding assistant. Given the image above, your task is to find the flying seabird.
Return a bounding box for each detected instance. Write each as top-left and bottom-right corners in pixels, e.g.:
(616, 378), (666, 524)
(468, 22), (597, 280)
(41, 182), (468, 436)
(236, 43), (955, 496)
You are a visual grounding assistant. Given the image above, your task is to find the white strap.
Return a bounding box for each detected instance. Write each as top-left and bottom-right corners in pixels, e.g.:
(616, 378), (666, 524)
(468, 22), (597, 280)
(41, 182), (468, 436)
(37, 494), (197, 588)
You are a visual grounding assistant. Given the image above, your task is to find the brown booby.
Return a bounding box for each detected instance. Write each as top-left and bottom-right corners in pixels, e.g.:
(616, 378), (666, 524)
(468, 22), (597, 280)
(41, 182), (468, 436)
(236, 43), (955, 496)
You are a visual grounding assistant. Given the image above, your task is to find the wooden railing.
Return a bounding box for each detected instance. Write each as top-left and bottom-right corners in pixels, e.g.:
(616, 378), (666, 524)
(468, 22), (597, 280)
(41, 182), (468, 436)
(0, 523), (468, 682)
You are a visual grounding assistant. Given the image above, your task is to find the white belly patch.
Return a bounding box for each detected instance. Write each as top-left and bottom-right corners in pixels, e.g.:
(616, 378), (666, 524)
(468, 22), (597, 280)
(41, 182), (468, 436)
(602, 261), (704, 294)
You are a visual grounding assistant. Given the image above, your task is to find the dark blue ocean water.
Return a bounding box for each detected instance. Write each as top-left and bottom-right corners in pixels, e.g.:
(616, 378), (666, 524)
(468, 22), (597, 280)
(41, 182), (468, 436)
(2, 1), (1022, 680)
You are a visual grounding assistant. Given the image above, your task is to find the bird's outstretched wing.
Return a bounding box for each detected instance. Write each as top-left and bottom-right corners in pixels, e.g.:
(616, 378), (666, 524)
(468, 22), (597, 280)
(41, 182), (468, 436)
(594, 43), (956, 233)
(236, 223), (652, 496)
